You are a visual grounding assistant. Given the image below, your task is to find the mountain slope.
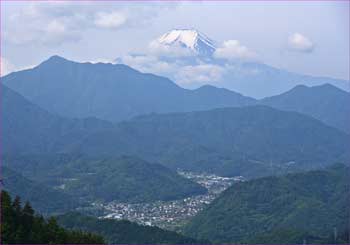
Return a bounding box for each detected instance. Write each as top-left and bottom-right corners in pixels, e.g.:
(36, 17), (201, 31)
(57, 212), (206, 244)
(73, 106), (349, 176)
(1, 83), (113, 154)
(2, 56), (256, 122)
(4, 155), (207, 203)
(4, 55), (348, 130)
(183, 164), (350, 244)
(261, 83), (350, 133)
(2, 167), (80, 215)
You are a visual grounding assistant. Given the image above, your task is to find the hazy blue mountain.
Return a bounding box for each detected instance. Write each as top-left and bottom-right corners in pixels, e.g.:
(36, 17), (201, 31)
(3, 82), (349, 179)
(4, 56), (348, 133)
(72, 106), (349, 176)
(2, 166), (80, 215)
(261, 83), (350, 133)
(1, 83), (113, 154)
(4, 155), (207, 203)
(184, 164), (350, 244)
(218, 61), (349, 99)
(57, 212), (206, 244)
(2, 86), (206, 203)
(2, 56), (255, 122)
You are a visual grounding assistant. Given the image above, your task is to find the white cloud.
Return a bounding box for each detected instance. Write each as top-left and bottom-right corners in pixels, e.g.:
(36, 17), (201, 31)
(94, 11), (127, 29)
(4, 3), (171, 46)
(288, 33), (314, 53)
(214, 40), (257, 61)
(176, 64), (225, 85)
(117, 54), (179, 75)
(1, 57), (15, 76)
(148, 40), (194, 58)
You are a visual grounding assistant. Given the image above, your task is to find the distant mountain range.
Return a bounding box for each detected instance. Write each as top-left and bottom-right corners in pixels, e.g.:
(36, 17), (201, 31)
(2, 56), (254, 122)
(3, 56), (349, 133)
(121, 29), (349, 98)
(3, 82), (348, 178)
(184, 164), (350, 244)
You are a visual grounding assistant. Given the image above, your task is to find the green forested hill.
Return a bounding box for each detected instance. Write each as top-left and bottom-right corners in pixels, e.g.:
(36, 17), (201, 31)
(183, 164), (350, 244)
(4, 155), (206, 203)
(2, 166), (80, 215)
(57, 212), (206, 244)
(0, 191), (104, 244)
(3, 81), (349, 179)
(74, 106), (350, 176)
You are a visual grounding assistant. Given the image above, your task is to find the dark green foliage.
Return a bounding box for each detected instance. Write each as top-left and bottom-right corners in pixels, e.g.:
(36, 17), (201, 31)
(2, 166), (81, 215)
(246, 228), (350, 244)
(0, 191), (105, 244)
(74, 106), (350, 176)
(57, 212), (206, 244)
(262, 83), (350, 133)
(184, 164), (350, 244)
(4, 155), (206, 203)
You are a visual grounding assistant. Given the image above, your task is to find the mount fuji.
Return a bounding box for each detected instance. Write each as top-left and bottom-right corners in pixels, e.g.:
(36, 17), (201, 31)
(157, 29), (216, 57)
(119, 29), (349, 98)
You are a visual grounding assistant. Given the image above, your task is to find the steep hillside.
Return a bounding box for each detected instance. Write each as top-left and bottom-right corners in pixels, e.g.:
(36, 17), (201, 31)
(184, 164), (350, 244)
(1, 83), (113, 154)
(2, 167), (80, 215)
(262, 83), (350, 133)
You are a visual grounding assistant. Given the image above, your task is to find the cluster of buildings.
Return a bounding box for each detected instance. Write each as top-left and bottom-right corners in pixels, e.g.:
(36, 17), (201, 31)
(94, 171), (244, 230)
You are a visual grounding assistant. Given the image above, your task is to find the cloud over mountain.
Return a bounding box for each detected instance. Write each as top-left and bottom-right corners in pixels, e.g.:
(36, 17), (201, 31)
(214, 40), (257, 61)
(287, 33), (314, 53)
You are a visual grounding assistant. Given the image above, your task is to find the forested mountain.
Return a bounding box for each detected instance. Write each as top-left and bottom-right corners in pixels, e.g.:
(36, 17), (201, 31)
(0, 191), (104, 244)
(3, 56), (349, 133)
(2, 55), (255, 122)
(4, 155), (206, 203)
(3, 82), (349, 178)
(73, 106), (349, 176)
(262, 83), (350, 133)
(2, 166), (80, 214)
(183, 164), (350, 244)
(57, 212), (206, 244)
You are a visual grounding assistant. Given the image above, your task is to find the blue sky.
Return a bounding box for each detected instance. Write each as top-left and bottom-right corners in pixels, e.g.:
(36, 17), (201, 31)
(1, 1), (349, 81)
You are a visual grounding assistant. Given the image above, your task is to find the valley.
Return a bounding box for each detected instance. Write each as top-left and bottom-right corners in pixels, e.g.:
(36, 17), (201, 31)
(84, 171), (243, 231)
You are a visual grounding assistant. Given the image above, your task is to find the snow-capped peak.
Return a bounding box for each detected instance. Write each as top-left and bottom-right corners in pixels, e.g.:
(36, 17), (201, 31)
(157, 29), (216, 57)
